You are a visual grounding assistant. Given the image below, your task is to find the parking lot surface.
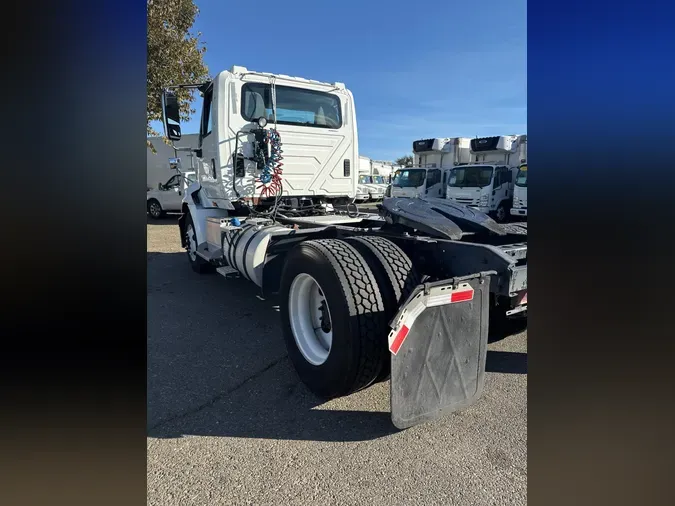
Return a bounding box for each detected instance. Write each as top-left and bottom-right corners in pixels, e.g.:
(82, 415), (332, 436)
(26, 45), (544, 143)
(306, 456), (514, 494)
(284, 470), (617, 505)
(147, 216), (527, 506)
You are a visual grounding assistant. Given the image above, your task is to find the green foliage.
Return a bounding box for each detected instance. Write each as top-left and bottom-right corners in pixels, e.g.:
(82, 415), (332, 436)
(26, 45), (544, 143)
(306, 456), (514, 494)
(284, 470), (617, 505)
(147, 0), (210, 151)
(395, 155), (413, 167)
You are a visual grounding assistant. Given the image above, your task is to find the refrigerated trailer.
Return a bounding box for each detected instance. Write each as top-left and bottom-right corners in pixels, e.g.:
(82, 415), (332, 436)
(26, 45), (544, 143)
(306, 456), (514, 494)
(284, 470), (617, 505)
(159, 66), (527, 429)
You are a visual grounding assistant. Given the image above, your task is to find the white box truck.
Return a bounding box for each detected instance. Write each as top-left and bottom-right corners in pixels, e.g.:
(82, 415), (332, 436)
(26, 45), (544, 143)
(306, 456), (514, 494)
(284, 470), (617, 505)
(445, 135), (525, 222)
(156, 65), (527, 429)
(358, 156), (388, 201)
(510, 135), (527, 218)
(389, 137), (472, 199)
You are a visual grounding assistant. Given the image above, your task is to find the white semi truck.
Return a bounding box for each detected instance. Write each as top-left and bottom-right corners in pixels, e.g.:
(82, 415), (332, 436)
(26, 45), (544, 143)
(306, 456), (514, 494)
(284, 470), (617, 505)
(159, 66), (528, 429)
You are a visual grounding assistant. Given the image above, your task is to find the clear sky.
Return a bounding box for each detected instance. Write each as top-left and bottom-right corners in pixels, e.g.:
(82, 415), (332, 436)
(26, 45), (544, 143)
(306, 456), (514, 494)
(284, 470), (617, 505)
(153, 0), (526, 162)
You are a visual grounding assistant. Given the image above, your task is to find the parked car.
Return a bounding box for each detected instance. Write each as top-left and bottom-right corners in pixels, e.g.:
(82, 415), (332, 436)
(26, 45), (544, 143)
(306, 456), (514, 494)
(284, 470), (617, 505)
(147, 173), (191, 219)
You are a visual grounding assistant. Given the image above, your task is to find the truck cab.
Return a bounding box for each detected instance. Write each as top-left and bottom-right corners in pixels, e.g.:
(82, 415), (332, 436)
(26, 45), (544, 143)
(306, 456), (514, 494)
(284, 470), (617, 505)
(358, 174), (384, 201)
(388, 136), (472, 199)
(167, 66), (359, 213)
(444, 135), (523, 222)
(371, 175), (388, 194)
(511, 163), (527, 217)
(445, 164), (516, 222)
(390, 167), (445, 199)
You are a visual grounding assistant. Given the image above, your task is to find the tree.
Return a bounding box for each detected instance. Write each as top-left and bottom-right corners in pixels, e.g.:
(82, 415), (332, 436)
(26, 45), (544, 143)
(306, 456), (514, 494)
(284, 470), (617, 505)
(147, 0), (210, 151)
(395, 155), (413, 167)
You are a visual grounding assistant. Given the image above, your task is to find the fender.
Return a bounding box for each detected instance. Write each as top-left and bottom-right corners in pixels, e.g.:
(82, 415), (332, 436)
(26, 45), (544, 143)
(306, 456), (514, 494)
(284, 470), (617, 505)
(179, 182), (229, 248)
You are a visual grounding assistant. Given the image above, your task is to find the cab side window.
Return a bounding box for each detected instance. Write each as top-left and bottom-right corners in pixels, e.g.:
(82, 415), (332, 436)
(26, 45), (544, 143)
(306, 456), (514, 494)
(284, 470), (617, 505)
(503, 167), (513, 183)
(427, 169), (441, 187)
(200, 86), (213, 142)
(493, 169), (502, 188)
(164, 175), (180, 189)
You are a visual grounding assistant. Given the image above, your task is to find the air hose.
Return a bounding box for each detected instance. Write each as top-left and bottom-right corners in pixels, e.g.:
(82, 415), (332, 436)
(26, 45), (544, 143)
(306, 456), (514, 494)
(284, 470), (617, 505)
(257, 76), (284, 200)
(256, 128), (284, 199)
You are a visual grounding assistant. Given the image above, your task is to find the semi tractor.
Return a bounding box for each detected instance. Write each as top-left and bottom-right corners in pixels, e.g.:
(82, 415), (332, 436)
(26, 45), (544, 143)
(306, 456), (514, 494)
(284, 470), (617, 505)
(159, 66), (528, 429)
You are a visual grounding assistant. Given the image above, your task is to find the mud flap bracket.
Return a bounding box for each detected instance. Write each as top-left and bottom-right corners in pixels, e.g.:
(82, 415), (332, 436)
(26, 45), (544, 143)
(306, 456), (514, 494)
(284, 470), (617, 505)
(388, 271), (494, 429)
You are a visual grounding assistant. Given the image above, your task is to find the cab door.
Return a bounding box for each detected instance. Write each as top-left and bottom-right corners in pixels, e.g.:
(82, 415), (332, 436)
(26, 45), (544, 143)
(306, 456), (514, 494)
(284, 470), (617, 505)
(425, 169), (443, 198)
(491, 166), (511, 208)
(158, 175), (183, 211)
(195, 83), (221, 201)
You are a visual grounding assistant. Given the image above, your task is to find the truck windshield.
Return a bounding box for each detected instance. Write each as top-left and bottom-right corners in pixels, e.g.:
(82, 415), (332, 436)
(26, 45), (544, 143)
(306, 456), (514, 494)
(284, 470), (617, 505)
(359, 175), (372, 184)
(372, 176), (385, 184)
(448, 166), (494, 188)
(392, 169), (426, 188)
(241, 82), (342, 129)
(515, 166), (527, 187)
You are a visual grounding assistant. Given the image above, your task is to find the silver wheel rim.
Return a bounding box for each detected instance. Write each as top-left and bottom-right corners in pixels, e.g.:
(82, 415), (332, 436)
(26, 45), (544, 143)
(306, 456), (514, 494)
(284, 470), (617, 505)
(288, 273), (332, 366)
(149, 201), (161, 218)
(186, 223), (197, 261)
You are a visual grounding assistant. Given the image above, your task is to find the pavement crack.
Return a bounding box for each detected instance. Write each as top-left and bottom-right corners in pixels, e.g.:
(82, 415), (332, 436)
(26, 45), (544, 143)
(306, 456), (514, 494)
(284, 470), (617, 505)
(148, 354), (288, 433)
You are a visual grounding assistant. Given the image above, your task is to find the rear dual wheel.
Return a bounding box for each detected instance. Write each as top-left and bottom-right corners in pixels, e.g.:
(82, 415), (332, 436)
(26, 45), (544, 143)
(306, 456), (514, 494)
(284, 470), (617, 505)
(280, 237), (419, 398)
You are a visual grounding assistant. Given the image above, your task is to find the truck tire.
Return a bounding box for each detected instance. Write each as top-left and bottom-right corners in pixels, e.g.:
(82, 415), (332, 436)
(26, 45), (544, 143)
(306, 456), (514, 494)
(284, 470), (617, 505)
(184, 213), (214, 274)
(147, 199), (163, 219)
(493, 202), (508, 223)
(345, 236), (421, 381)
(279, 238), (388, 398)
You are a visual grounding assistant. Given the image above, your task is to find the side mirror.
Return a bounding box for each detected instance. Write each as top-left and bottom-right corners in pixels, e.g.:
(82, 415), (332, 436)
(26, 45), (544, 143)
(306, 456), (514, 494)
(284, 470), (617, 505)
(158, 182), (163, 190)
(168, 157), (181, 172)
(161, 90), (182, 141)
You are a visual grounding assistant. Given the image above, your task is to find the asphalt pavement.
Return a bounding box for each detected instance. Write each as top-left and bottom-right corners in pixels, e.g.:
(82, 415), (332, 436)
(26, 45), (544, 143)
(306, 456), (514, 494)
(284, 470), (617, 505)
(147, 216), (527, 506)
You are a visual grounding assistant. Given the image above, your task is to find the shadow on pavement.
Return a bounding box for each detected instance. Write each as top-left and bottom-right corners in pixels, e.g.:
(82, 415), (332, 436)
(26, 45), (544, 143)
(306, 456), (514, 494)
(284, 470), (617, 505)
(148, 358), (397, 442)
(147, 251), (397, 443)
(486, 351), (527, 374)
(147, 214), (181, 225)
(488, 316), (527, 344)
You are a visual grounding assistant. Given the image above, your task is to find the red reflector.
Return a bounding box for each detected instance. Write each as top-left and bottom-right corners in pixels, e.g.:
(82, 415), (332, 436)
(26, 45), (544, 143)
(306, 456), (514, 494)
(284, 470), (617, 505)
(389, 325), (410, 354)
(450, 289), (474, 303)
(521, 292), (527, 304)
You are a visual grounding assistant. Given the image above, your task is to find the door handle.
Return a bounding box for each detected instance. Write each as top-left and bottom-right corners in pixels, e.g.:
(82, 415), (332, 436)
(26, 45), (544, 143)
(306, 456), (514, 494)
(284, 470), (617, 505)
(492, 189), (496, 196)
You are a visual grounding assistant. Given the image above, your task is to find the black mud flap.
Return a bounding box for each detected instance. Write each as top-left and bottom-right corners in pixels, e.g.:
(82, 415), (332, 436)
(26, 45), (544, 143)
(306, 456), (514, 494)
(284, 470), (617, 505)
(388, 272), (493, 429)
